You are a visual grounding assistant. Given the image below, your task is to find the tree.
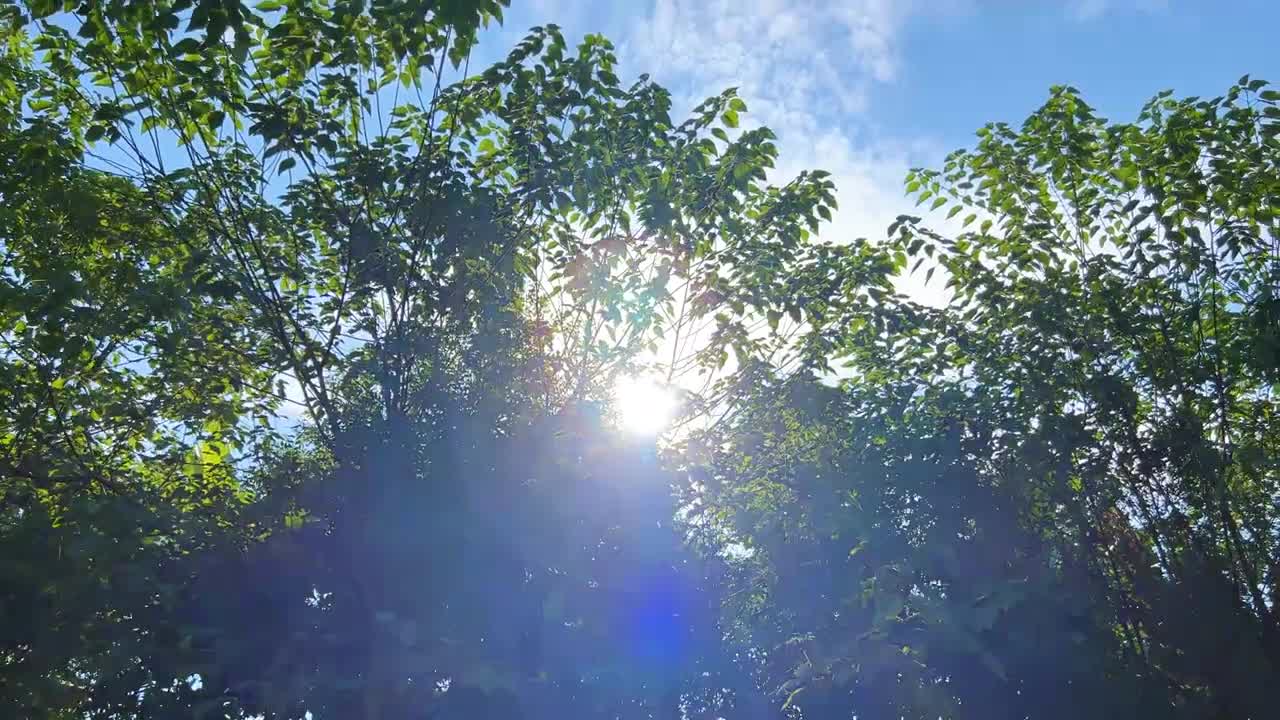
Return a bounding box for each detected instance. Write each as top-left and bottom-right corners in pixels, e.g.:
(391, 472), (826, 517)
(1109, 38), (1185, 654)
(1, 29), (276, 713)
(2, 1), (850, 717)
(690, 79), (1280, 718)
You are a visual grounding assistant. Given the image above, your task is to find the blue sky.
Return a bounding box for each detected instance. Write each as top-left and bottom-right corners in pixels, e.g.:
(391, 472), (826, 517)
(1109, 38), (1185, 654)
(468, 0), (1279, 252)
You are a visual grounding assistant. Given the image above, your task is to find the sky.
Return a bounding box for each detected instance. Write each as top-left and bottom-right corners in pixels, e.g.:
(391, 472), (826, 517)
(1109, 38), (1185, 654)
(468, 0), (1279, 259)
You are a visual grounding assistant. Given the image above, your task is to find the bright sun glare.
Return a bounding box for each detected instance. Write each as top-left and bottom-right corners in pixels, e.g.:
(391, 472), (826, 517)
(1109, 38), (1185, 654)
(613, 375), (678, 435)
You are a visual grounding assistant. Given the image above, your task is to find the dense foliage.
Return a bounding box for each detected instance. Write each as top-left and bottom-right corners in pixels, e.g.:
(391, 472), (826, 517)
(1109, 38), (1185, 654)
(1, 1), (1277, 718)
(689, 79), (1280, 718)
(1, 0), (840, 717)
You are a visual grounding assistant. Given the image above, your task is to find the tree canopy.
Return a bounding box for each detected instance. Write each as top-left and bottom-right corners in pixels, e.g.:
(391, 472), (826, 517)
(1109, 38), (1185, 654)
(689, 77), (1280, 719)
(1, 1), (1278, 719)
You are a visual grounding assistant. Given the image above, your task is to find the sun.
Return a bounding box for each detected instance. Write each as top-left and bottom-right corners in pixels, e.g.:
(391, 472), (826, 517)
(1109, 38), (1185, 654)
(612, 375), (678, 435)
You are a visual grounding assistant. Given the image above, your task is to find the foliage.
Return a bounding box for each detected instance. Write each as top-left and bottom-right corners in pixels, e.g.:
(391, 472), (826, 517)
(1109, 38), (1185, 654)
(689, 79), (1280, 718)
(1, 30), (274, 713)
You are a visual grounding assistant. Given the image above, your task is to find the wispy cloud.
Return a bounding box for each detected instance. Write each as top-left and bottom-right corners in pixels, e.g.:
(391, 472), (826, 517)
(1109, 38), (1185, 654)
(622, 0), (950, 304)
(489, 0), (955, 304)
(1069, 0), (1169, 21)
(626, 0), (910, 123)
